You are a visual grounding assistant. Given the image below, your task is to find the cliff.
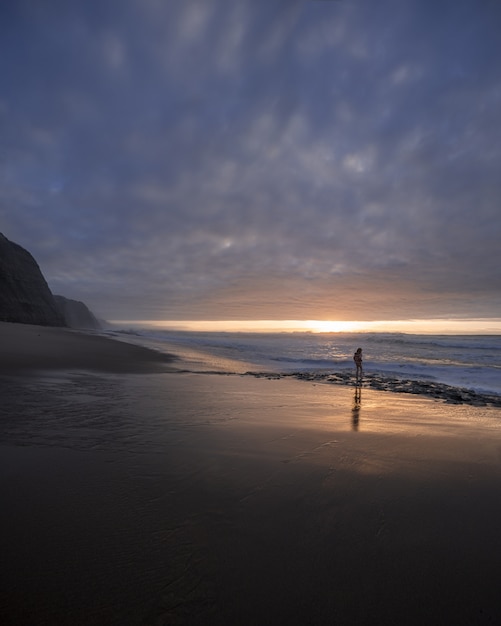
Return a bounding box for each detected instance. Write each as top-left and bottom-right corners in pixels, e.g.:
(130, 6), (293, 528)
(54, 295), (102, 330)
(0, 233), (66, 326)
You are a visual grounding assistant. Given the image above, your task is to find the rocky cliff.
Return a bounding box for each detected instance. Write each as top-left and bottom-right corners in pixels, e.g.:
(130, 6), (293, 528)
(0, 233), (66, 326)
(54, 295), (102, 330)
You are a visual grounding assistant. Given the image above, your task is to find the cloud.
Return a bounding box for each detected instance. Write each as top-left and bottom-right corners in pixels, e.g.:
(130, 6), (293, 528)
(1, 0), (500, 320)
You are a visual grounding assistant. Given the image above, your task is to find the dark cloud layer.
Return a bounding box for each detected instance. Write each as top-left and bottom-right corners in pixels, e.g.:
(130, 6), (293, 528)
(1, 0), (500, 321)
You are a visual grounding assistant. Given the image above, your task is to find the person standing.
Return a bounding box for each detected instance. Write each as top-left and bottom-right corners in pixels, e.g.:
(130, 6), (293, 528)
(353, 348), (363, 382)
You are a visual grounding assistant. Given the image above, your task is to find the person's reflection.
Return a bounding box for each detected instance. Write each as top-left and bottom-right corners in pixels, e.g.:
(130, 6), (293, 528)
(352, 384), (362, 431)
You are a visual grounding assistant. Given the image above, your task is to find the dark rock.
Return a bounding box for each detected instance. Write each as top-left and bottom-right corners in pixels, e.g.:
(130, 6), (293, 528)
(0, 233), (65, 326)
(53, 295), (102, 330)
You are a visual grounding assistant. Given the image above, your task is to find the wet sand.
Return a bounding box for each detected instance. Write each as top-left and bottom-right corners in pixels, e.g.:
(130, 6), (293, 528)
(0, 321), (176, 374)
(2, 323), (501, 624)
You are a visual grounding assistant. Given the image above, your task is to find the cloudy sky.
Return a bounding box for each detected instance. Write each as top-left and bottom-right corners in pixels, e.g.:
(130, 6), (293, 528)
(1, 0), (500, 326)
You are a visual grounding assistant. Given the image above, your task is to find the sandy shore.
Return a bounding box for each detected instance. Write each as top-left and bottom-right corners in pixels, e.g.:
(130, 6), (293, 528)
(2, 323), (501, 624)
(0, 321), (176, 374)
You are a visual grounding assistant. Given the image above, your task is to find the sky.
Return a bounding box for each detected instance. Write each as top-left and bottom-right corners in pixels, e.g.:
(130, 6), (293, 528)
(1, 0), (501, 330)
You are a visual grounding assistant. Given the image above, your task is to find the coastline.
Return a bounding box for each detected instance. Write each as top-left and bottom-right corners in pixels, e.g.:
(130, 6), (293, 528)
(2, 321), (501, 623)
(2, 321), (499, 407)
(250, 370), (501, 408)
(105, 330), (501, 408)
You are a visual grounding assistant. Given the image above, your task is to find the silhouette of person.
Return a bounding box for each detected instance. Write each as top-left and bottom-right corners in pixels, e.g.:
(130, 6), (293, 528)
(353, 348), (363, 382)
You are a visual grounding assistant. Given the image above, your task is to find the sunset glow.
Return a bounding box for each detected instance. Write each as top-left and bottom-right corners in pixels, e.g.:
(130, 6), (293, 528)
(113, 318), (501, 334)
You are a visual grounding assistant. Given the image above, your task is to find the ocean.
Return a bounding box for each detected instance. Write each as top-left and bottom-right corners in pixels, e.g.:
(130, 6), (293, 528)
(108, 327), (501, 397)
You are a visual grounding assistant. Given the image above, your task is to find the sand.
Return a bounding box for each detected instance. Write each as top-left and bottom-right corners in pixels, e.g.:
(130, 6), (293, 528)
(0, 321), (177, 374)
(2, 322), (501, 625)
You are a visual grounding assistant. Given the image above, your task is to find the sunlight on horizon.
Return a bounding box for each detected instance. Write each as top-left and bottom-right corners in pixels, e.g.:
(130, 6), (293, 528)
(111, 318), (501, 334)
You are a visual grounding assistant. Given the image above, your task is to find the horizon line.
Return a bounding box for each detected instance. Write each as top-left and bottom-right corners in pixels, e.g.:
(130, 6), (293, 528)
(109, 318), (501, 334)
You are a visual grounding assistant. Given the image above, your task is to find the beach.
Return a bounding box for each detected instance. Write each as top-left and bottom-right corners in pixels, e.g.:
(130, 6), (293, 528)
(0, 322), (177, 374)
(2, 323), (501, 624)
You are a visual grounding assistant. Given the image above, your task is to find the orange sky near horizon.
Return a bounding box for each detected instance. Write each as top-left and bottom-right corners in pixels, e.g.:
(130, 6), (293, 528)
(111, 318), (501, 335)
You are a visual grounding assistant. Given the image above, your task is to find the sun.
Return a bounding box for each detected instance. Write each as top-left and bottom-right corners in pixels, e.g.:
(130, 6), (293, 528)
(305, 320), (362, 333)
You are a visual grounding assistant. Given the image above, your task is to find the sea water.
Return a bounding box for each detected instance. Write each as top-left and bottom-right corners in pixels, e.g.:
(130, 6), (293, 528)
(109, 327), (501, 397)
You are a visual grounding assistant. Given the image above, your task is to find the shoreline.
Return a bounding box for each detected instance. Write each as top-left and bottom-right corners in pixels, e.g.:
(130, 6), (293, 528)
(1, 321), (500, 408)
(245, 370), (501, 408)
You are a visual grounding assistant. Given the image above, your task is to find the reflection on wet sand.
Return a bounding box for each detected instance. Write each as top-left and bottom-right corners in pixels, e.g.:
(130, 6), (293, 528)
(352, 384), (362, 431)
